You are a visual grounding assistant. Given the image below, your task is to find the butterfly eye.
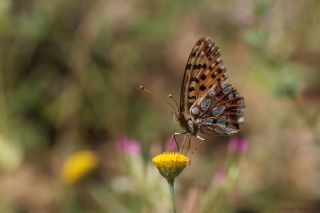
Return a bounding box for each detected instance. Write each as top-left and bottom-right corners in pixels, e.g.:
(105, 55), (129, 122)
(178, 113), (185, 119)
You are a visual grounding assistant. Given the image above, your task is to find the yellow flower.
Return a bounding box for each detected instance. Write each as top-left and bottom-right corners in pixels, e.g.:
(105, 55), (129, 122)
(61, 150), (98, 185)
(152, 152), (189, 182)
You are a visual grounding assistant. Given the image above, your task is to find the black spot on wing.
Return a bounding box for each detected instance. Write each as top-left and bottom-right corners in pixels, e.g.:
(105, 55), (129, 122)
(199, 85), (206, 91)
(193, 64), (202, 69)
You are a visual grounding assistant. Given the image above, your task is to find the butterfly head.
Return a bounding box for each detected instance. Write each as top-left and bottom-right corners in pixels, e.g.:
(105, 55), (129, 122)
(168, 94), (185, 126)
(173, 111), (190, 131)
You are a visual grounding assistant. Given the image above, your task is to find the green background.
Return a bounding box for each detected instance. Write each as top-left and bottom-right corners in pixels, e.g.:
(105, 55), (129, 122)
(0, 0), (319, 212)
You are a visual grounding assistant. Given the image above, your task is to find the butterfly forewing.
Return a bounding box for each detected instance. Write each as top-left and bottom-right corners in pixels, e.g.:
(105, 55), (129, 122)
(180, 38), (227, 116)
(180, 37), (245, 136)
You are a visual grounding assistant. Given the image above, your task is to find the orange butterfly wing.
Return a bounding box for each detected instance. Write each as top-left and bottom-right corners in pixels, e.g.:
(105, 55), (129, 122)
(180, 37), (245, 135)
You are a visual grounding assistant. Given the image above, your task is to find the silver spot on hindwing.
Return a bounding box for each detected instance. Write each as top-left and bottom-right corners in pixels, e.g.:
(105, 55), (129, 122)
(200, 98), (212, 111)
(226, 123), (237, 130)
(237, 99), (245, 105)
(221, 83), (232, 94)
(228, 93), (236, 99)
(208, 86), (216, 97)
(211, 105), (226, 117)
(201, 118), (214, 125)
(225, 123), (239, 134)
(235, 107), (244, 113)
(216, 115), (227, 128)
(191, 107), (200, 115)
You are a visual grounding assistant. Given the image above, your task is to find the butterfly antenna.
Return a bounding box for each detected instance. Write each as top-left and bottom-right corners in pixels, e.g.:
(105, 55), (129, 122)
(139, 85), (176, 111)
(168, 94), (179, 110)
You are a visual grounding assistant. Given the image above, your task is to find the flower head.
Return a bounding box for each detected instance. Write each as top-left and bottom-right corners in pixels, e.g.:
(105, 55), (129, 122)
(61, 150), (98, 185)
(228, 137), (248, 153)
(115, 136), (140, 155)
(152, 152), (189, 182)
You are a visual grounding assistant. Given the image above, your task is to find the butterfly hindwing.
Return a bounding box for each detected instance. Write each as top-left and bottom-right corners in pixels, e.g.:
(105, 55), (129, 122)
(190, 83), (245, 135)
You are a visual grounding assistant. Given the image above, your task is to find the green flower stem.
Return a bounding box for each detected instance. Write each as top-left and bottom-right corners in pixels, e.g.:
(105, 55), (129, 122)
(167, 179), (176, 213)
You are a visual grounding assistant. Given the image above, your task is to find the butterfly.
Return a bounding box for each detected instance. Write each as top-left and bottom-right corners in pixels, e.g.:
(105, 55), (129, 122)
(173, 37), (245, 140)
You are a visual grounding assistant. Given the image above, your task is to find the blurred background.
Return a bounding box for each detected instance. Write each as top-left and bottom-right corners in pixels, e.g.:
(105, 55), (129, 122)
(0, 0), (320, 212)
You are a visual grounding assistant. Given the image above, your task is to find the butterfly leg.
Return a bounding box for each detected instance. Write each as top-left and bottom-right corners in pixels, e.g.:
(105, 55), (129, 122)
(171, 131), (188, 153)
(171, 125), (187, 152)
(171, 126), (180, 151)
(173, 132), (187, 135)
(196, 135), (205, 141)
(180, 133), (188, 153)
(190, 136), (206, 157)
(185, 134), (192, 155)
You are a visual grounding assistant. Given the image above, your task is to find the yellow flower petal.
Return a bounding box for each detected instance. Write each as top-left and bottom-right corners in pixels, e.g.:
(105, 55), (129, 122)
(61, 150), (98, 185)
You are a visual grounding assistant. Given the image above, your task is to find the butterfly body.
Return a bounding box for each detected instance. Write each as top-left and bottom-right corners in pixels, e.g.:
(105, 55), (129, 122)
(173, 112), (198, 136)
(175, 37), (245, 137)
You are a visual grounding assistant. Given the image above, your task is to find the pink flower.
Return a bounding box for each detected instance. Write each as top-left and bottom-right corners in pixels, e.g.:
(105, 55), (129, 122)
(164, 137), (179, 152)
(212, 169), (225, 185)
(228, 137), (248, 153)
(115, 137), (141, 155)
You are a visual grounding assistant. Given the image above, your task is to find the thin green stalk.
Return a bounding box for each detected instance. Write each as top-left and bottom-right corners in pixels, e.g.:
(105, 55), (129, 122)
(168, 179), (176, 213)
